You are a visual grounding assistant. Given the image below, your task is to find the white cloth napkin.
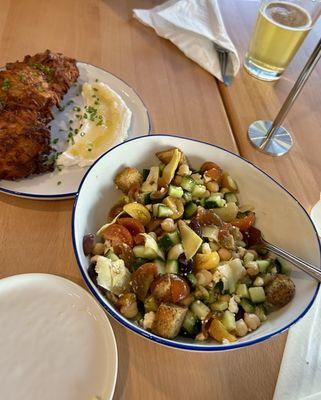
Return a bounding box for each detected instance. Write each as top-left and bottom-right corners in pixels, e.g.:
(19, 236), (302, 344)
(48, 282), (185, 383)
(133, 0), (240, 82)
(273, 291), (321, 400)
(274, 198), (321, 400)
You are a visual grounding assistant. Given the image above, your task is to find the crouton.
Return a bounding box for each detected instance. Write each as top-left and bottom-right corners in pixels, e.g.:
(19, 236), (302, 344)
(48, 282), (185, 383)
(152, 303), (187, 339)
(114, 167), (143, 194)
(156, 148), (187, 166)
(265, 274), (295, 307)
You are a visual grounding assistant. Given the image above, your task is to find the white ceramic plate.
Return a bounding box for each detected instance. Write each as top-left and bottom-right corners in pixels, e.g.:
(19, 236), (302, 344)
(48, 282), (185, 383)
(72, 134), (320, 351)
(0, 62), (151, 200)
(0, 274), (118, 399)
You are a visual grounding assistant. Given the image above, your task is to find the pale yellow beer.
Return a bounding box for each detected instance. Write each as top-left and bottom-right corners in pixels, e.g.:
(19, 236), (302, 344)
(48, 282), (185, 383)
(245, 1), (313, 80)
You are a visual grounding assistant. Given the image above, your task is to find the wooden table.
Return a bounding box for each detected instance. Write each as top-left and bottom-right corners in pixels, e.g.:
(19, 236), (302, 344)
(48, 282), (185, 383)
(0, 1), (320, 399)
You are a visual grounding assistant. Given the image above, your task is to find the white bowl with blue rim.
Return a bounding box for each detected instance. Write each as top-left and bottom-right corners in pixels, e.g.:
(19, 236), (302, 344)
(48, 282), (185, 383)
(72, 134), (320, 351)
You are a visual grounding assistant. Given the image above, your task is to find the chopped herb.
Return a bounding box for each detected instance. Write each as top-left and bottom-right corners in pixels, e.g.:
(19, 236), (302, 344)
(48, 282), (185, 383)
(87, 142), (93, 152)
(93, 87), (98, 91)
(57, 181), (62, 185)
(83, 113), (88, 119)
(32, 63), (55, 80)
(95, 78), (99, 82)
(80, 132), (85, 137)
(2, 78), (10, 90)
(73, 106), (81, 112)
(96, 120), (103, 126)
(59, 128), (65, 132)
(74, 128), (79, 135)
(52, 138), (59, 145)
(92, 94), (96, 98)
(94, 100), (100, 105)
(56, 165), (63, 172)
(69, 120), (73, 124)
(58, 99), (74, 112)
(19, 74), (26, 83)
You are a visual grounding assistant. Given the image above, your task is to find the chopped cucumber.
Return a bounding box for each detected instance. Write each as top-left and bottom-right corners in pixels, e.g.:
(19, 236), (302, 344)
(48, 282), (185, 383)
(132, 257), (146, 270)
(210, 300), (228, 312)
(224, 192), (238, 203)
(191, 300), (210, 321)
(255, 305), (267, 322)
(165, 259), (179, 274)
(158, 205), (174, 218)
(154, 258), (166, 274)
(249, 287), (266, 304)
(133, 245), (158, 259)
(152, 203), (173, 218)
(257, 259), (271, 274)
(144, 296), (158, 313)
(158, 231), (180, 252)
(183, 191), (193, 203)
(184, 202), (198, 219)
(222, 310), (236, 332)
(105, 249), (119, 262)
(204, 194), (226, 209)
(187, 273), (197, 287)
(183, 310), (199, 335)
(240, 298), (255, 313)
(236, 283), (250, 299)
(277, 258), (292, 276)
(192, 184), (206, 198)
(169, 185), (184, 198)
(180, 176), (196, 192)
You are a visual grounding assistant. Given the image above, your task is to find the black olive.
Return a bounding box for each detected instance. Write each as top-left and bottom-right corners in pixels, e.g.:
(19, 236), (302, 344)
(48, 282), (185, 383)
(178, 254), (194, 277)
(235, 307), (245, 321)
(83, 233), (96, 255)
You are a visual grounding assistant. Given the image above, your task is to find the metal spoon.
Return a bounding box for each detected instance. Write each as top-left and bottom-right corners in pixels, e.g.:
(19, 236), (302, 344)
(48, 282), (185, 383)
(244, 227), (321, 282)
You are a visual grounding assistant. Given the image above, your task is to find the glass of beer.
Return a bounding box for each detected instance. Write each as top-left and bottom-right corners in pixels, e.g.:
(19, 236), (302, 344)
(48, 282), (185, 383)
(244, 0), (321, 81)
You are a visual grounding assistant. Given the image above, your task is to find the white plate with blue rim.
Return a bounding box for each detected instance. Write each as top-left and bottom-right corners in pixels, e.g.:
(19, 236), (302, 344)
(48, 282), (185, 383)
(0, 273), (118, 400)
(0, 62), (151, 200)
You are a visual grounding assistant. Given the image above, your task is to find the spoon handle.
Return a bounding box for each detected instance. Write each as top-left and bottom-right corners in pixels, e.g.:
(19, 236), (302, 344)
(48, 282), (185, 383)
(265, 241), (321, 282)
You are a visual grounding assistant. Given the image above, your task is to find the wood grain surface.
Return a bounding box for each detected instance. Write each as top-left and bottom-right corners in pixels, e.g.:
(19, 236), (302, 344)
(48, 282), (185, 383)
(1, 1), (316, 399)
(220, 0), (321, 210)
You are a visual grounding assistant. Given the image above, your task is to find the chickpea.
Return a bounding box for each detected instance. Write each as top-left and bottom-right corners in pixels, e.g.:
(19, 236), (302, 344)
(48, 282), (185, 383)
(92, 242), (105, 256)
(244, 313), (261, 331)
(237, 246), (246, 258)
(247, 249), (258, 260)
(253, 276), (264, 287)
(235, 319), (248, 337)
(202, 190), (211, 199)
(161, 218), (176, 233)
(246, 261), (259, 276)
(218, 247), (232, 261)
(117, 293), (138, 319)
(195, 270), (212, 286)
(201, 243), (211, 254)
(205, 181), (219, 193)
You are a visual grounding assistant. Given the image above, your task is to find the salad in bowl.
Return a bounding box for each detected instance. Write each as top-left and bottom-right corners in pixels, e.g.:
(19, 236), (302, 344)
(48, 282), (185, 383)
(82, 147), (296, 344)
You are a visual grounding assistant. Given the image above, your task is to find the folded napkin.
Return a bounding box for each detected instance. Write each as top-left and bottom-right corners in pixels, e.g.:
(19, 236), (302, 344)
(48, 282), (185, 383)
(273, 290), (321, 400)
(274, 200), (321, 400)
(133, 0), (240, 82)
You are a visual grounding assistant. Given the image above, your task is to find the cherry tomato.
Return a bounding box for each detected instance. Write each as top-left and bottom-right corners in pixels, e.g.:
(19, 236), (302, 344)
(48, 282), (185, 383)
(200, 161), (222, 173)
(231, 212), (255, 232)
(113, 243), (135, 268)
(134, 233), (145, 245)
(170, 275), (190, 303)
(131, 263), (158, 301)
(101, 223), (134, 247)
(118, 217), (145, 237)
(108, 203), (125, 221)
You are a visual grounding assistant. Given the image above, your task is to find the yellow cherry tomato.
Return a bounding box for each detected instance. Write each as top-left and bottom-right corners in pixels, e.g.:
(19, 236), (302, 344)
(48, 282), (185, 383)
(123, 203), (151, 226)
(195, 251), (220, 270)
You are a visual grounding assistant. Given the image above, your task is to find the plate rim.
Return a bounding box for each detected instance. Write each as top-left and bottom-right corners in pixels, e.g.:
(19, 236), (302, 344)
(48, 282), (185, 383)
(72, 133), (321, 352)
(0, 61), (151, 200)
(0, 272), (118, 399)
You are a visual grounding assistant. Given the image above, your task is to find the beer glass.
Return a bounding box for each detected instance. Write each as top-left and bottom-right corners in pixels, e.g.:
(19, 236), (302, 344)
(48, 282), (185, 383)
(244, 0), (321, 81)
